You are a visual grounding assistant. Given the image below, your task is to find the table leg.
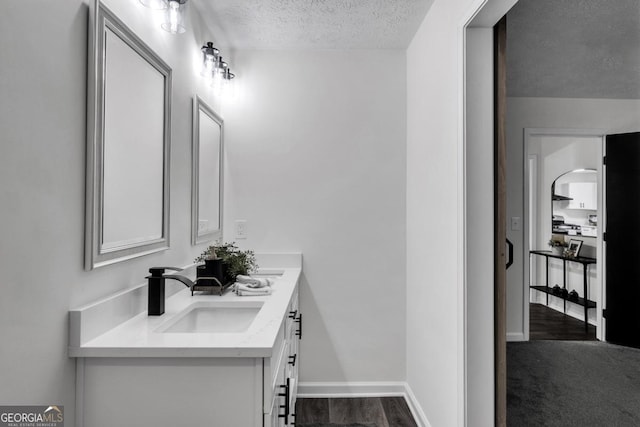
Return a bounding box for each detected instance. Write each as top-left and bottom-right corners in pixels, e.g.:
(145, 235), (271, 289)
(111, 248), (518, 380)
(583, 264), (589, 333)
(563, 259), (567, 314)
(545, 256), (549, 306)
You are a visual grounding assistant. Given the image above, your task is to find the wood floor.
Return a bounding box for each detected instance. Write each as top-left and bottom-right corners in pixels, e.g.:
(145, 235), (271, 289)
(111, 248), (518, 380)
(294, 305), (591, 427)
(295, 397), (418, 427)
(529, 303), (596, 341)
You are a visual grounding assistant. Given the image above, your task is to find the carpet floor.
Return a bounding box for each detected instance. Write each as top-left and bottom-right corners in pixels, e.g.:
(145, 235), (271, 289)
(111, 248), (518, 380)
(508, 341), (640, 426)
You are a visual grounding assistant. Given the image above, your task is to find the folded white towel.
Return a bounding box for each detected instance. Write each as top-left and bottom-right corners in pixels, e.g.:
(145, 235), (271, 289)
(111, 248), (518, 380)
(234, 283), (272, 296)
(235, 283), (270, 292)
(236, 275), (273, 288)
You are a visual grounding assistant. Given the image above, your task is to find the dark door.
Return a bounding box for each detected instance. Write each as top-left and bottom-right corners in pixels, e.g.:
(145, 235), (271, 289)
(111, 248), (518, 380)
(606, 132), (640, 348)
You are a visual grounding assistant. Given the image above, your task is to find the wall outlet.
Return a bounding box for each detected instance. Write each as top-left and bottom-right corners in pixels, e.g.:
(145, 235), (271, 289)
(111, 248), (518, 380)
(235, 220), (247, 239)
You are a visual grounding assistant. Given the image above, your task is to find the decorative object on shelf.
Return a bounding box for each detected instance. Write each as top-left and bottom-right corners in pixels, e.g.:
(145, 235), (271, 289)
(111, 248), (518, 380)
(561, 286), (569, 299)
(548, 237), (568, 255)
(569, 290), (580, 302)
(566, 239), (583, 258)
(552, 284), (562, 296)
(195, 242), (258, 283)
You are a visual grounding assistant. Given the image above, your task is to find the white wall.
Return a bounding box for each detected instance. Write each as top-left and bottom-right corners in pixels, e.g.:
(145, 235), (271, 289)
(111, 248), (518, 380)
(0, 1), (220, 424)
(506, 97), (640, 337)
(406, 0), (477, 425)
(221, 49), (407, 383)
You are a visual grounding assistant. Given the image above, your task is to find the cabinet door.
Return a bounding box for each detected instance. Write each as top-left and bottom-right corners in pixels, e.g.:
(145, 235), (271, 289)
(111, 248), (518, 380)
(264, 398), (285, 427)
(285, 336), (299, 422)
(568, 182), (597, 210)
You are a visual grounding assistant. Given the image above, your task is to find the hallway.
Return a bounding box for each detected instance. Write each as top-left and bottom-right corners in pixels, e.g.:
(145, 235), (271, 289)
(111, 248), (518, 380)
(529, 303), (596, 341)
(507, 340), (640, 426)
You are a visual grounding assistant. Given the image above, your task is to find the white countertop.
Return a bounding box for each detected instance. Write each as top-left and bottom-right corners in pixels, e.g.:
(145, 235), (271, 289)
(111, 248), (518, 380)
(68, 264), (301, 359)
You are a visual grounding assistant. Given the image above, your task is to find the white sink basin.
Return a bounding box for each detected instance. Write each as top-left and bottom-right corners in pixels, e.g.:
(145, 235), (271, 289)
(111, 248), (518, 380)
(156, 301), (264, 334)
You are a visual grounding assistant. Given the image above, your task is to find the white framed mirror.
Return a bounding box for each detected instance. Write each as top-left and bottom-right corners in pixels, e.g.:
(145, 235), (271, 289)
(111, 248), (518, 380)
(85, 1), (172, 270)
(192, 96), (223, 244)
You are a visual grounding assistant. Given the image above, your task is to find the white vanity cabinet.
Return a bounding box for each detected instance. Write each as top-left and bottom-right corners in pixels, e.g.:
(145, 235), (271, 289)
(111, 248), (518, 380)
(264, 287), (300, 427)
(78, 286), (300, 427)
(70, 259), (302, 427)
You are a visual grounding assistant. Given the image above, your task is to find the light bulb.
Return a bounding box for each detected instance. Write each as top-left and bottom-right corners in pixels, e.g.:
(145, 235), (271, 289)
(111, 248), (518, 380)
(203, 56), (215, 77)
(215, 57), (227, 77)
(201, 42), (219, 80)
(161, 0), (187, 34)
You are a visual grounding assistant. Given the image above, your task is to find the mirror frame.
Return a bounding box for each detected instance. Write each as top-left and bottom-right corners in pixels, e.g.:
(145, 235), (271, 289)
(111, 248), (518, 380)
(191, 96), (224, 245)
(85, 1), (172, 270)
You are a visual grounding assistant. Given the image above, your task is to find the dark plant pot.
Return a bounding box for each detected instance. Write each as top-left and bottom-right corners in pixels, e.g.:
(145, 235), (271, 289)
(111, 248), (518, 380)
(197, 259), (225, 287)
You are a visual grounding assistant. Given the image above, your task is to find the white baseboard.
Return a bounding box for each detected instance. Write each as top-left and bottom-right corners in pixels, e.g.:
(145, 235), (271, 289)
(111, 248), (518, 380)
(507, 332), (525, 342)
(297, 381), (406, 397)
(297, 381), (432, 427)
(403, 383), (432, 427)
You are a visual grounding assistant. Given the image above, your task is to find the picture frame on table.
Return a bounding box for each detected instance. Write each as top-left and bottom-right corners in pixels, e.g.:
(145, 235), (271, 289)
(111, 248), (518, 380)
(567, 239), (583, 258)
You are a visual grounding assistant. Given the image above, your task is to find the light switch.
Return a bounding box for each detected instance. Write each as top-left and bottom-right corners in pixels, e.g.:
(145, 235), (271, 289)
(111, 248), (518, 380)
(511, 217), (521, 231)
(235, 220), (247, 239)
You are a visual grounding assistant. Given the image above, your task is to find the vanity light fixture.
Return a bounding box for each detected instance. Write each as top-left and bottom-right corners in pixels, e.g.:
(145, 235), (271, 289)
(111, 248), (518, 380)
(161, 0), (188, 34)
(200, 43), (237, 96)
(201, 42), (219, 80)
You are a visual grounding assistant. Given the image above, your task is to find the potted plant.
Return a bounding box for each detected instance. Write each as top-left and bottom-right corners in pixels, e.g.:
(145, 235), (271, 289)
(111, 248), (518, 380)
(195, 242), (258, 284)
(548, 238), (568, 255)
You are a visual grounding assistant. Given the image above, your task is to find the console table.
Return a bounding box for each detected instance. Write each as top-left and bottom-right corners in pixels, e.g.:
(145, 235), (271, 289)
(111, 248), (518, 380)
(529, 250), (597, 332)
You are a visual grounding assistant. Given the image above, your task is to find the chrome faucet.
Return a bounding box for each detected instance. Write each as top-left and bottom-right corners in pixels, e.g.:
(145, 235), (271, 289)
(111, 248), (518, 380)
(146, 267), (195, 316)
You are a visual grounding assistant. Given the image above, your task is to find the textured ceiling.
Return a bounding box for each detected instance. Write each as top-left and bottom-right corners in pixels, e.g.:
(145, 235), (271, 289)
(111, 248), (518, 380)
(192, 0), (434, 49)
(506, 0), (640, 99)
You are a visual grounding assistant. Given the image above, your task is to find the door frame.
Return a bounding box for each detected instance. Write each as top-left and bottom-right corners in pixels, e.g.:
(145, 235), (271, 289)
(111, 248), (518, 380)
(525, 152), (537, 341)
(460, 1), (518, 426)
